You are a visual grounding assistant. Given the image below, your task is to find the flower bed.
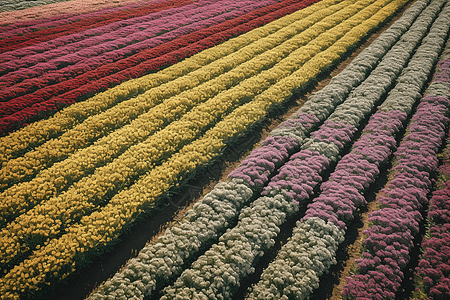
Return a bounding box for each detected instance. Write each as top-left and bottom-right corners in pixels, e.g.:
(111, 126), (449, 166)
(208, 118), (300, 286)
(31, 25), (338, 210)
(0, 0), (411, 298)
(342, 6), (450, 298)
(0, 0), (319, 137)
(3, 0), (450, 299)
(85, 0), (435, 298)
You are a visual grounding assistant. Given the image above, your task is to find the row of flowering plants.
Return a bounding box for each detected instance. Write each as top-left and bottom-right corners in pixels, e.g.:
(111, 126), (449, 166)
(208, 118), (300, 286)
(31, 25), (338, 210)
(409, 51), (450, 299)
(0, 0), (188, 50)
(0, 0), (412, 298)
(0, 0), (319, 138)
(0, 0), (158, 25)
(84, 0), (437, 298)
(341, 6), (450, 298)
(0, 0), (285, 135)
(411, 135), (450, 299)
(0, 0), (72, 13)
(0, 0), (353, 226)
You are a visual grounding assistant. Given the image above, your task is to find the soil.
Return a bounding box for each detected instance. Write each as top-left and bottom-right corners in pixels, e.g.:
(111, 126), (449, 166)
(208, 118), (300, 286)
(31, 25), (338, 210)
(41, 1), (418, 299)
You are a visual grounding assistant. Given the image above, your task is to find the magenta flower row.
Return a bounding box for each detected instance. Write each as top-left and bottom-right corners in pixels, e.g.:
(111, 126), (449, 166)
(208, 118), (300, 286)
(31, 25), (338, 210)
(434, 59), (450, 82)
(302, 110), (405, 231)
(261, 149), (329, 203)
(310, 119), (357, 150)
(412, 122), (450, 299)
(414, 188), (450, 298)
(228, 112), (319, 190)
(343, 96), (450, 299)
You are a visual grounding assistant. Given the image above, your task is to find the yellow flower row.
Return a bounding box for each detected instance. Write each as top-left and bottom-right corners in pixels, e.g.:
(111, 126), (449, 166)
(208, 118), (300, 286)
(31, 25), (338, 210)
(0, 0), (341, 170)
(0, 0), (351, 194)
(0, 0), (406, 297)
(0, 0), (369, 270)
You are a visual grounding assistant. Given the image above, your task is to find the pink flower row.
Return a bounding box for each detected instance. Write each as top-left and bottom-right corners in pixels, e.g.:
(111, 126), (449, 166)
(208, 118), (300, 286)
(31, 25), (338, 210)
(0, 0), (267, 101)
(343, 96), (450, 299)
(0, 0), (155, 26)
(414, 188), (450, 299)
(0, 0), (272, 118)
(228, 112), (319, 190)
(412, 121), (450, 299)
(302, 110), (404, 230)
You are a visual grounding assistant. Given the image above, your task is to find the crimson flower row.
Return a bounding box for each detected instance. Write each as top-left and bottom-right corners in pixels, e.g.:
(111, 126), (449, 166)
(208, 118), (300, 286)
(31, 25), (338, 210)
(0, 0), (271, 107)
(85, 0), (411, 298)
(0, 0), (193, 53)
(0, 0), (313, 136)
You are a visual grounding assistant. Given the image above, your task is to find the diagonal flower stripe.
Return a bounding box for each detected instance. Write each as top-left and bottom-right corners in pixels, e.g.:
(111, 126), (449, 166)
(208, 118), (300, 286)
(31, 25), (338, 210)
(2, 0), (449, 299)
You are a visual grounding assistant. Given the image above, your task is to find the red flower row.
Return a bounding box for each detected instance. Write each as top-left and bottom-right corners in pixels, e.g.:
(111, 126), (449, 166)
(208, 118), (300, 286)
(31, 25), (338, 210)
(0, 0), (194, 53)
(0, 0), (267, 101)
(0, 0), (318, 136)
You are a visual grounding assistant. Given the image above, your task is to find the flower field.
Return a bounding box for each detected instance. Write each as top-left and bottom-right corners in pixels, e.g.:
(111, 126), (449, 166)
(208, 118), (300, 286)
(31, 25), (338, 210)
(1, 0), (450, 299)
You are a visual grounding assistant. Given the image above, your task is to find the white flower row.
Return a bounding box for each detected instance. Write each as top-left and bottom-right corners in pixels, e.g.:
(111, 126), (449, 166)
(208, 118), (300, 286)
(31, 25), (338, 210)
(87, 179), (252, 299)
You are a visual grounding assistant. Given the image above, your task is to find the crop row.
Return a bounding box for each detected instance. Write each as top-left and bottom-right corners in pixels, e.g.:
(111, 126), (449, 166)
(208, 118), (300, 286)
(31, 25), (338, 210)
(0, 0), (153, 26)
(0, 0), (189, 51)
(0, 0), (408, 298)
(341, 8), (450, 299)
(166, 1), (449, 298)
(0, 0), (72, 13)
(411, 122), (450, 299)
(0, 0), (337, 217)
(85, 0), (430, 298)
(0, 0), (271, 94)
(0, 0), (319, 137)
(0, 0), (366, 270)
